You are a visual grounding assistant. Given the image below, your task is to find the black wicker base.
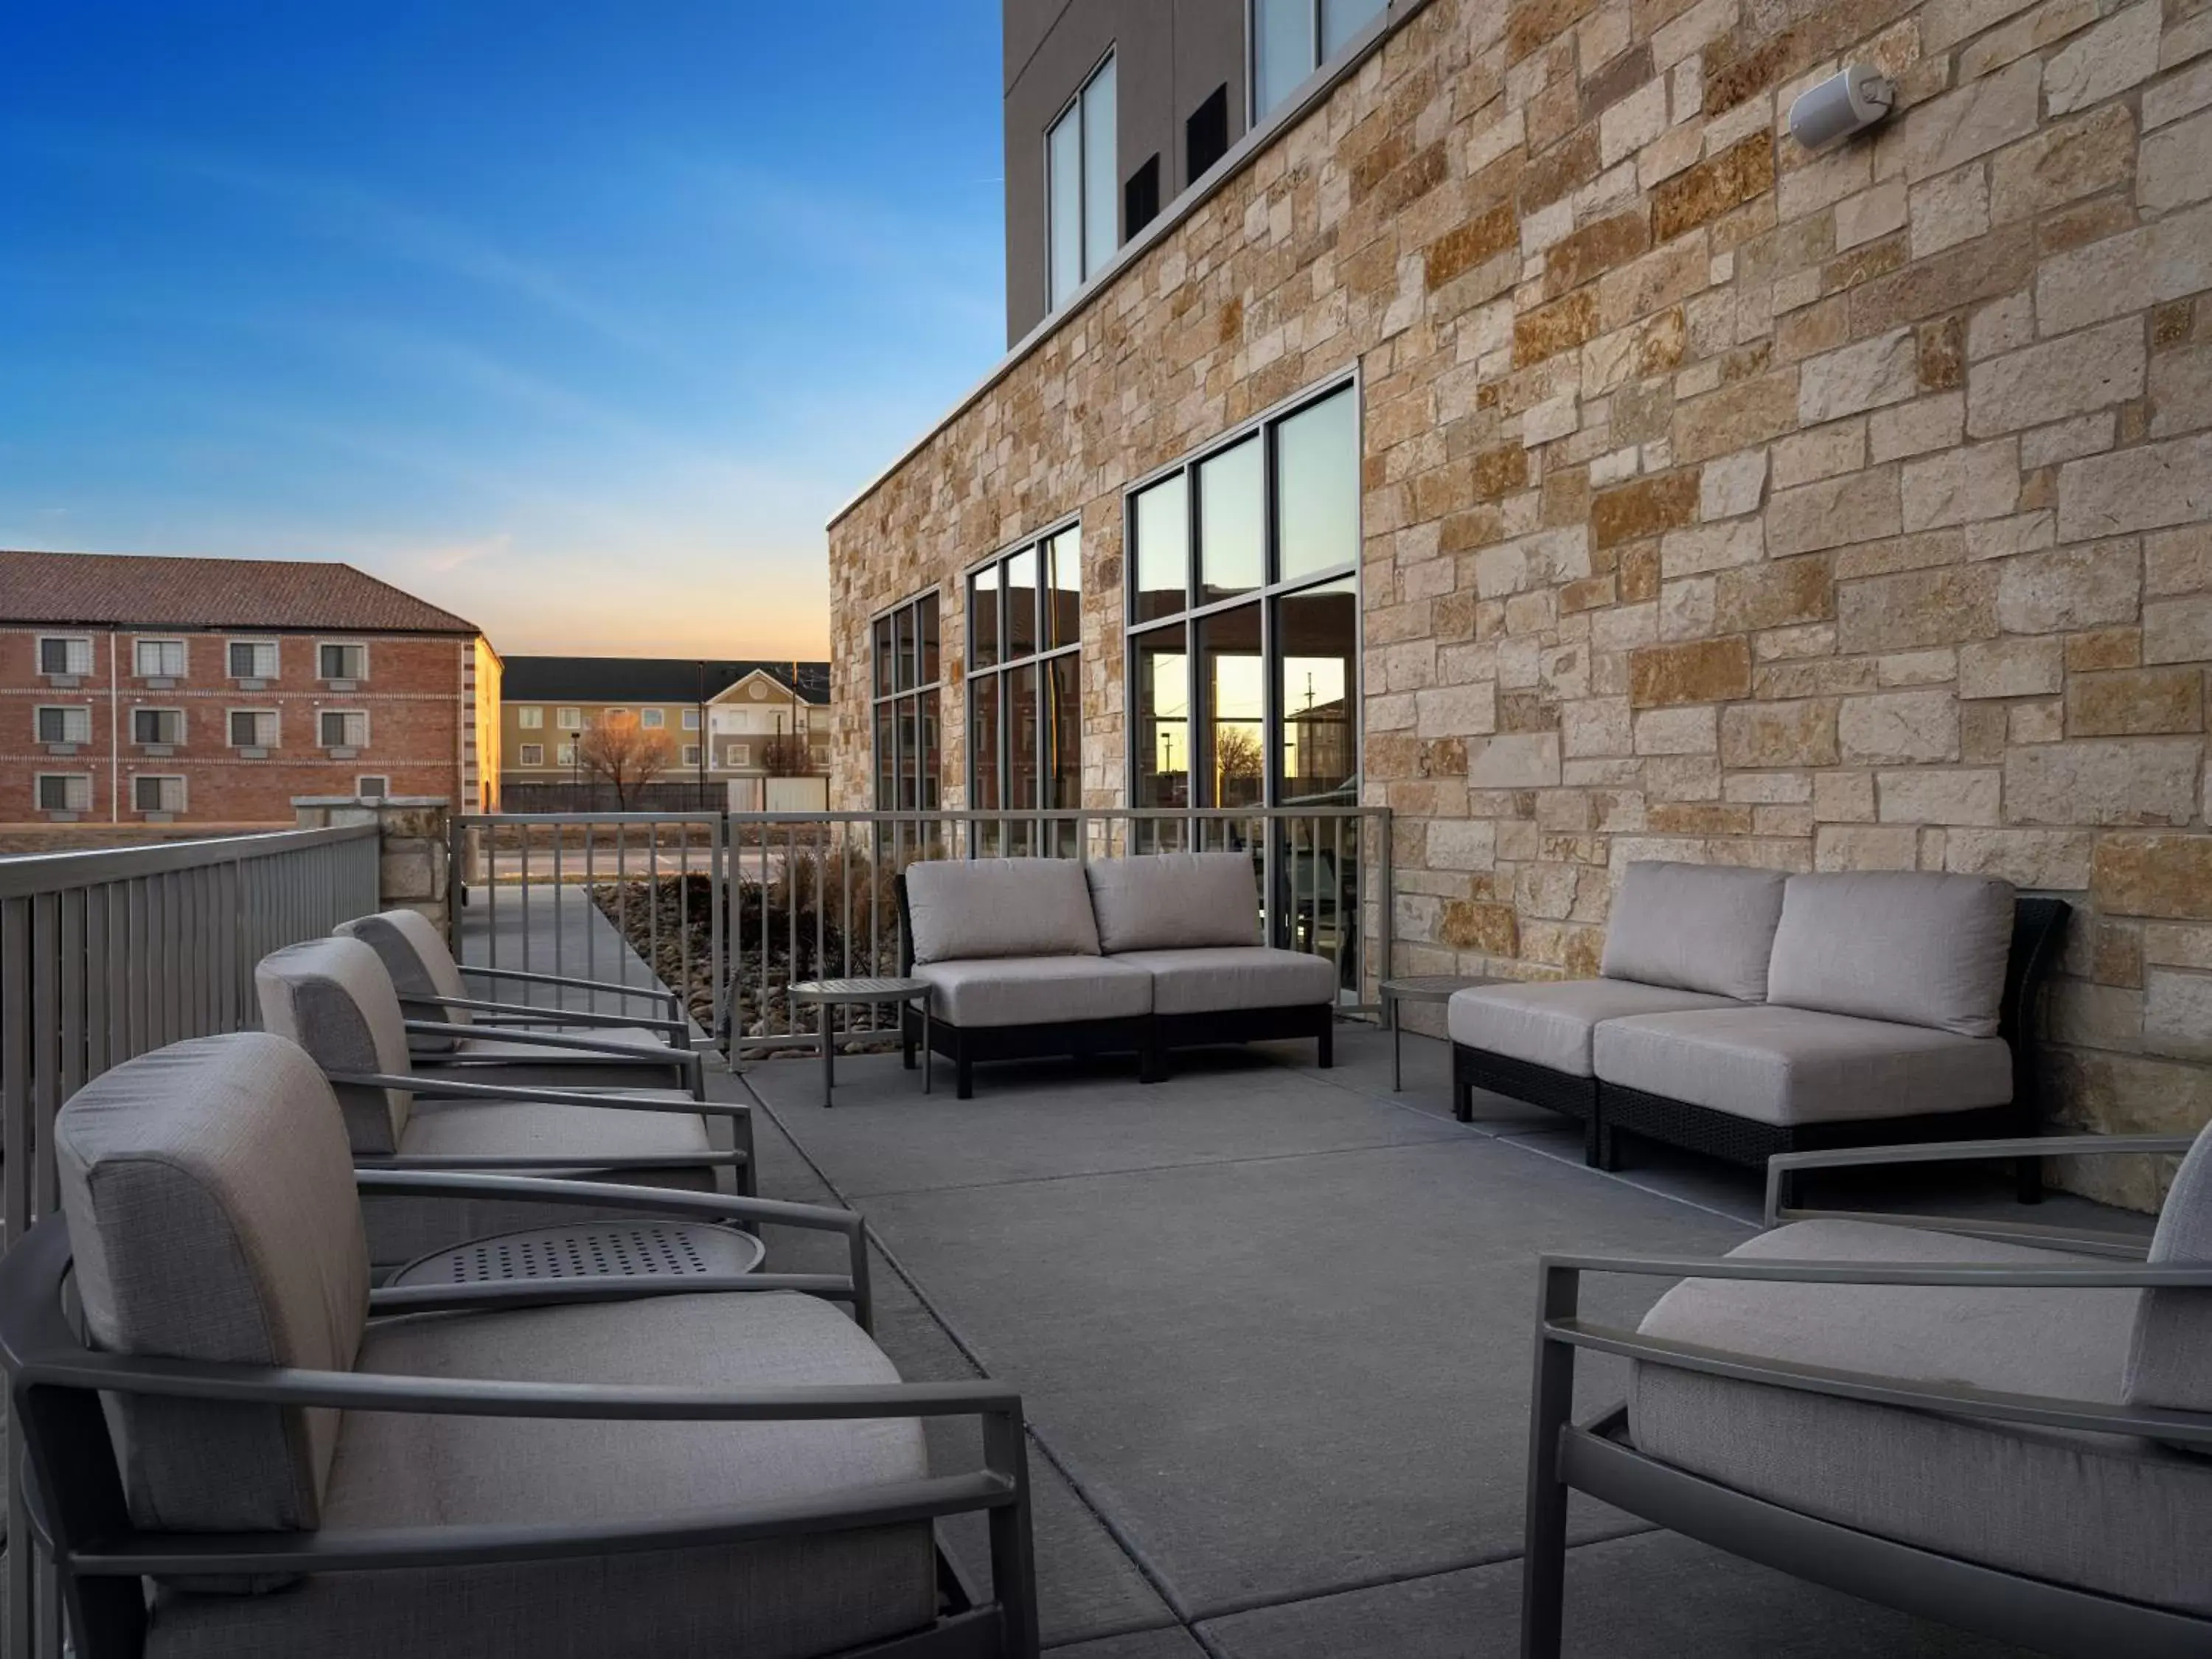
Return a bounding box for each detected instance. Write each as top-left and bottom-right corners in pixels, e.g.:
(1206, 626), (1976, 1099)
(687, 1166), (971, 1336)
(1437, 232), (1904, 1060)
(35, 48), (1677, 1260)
(900, 1003), (1332, 1099)
(1596, 1081), (2039, 1204)
(1451, 1045), (1601, 1162)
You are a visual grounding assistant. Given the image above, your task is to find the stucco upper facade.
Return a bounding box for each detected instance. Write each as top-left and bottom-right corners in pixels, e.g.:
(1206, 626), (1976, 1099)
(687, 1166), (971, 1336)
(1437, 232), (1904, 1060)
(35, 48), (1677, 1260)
(830, 0), (2212, 1199)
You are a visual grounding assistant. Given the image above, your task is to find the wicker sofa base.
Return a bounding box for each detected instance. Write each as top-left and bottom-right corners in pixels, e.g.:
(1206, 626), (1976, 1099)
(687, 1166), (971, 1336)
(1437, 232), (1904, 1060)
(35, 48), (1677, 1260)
(1451, 1045), (1601, 1164)
(1597, 1081), (2039, 1203)
(902, 1004), (1332, 1099)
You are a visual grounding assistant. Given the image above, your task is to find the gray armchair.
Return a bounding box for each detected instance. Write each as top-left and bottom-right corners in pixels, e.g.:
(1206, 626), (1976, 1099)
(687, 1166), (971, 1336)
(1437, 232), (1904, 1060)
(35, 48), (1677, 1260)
(1521, 1129), (2212, 1656)
(256, 936), (749, 1270)
(4, 1031), (1040, 1659)
(336, 908), (705, 1099)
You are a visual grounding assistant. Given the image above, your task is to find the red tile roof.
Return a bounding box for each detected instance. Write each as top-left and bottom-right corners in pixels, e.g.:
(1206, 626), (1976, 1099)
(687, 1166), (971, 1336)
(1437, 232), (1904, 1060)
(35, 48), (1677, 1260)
(0, 549), (481, 636)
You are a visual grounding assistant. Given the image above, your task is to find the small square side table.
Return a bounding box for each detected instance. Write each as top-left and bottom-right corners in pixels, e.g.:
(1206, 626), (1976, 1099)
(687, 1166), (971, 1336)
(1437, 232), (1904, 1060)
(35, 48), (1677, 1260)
(789, 976), (933, 1107)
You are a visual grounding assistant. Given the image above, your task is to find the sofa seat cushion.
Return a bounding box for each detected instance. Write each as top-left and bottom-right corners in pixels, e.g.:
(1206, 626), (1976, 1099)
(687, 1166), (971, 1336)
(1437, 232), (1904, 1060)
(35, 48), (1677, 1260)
(905, 858), (1101, 963)
(145, 1292), (936, 1659)
(1447, 979), (1740, 1078)
(1600, 861), (1789, 1002)
(364, 1094), (716, 1270)
(916, 955), (1152, 1028)
(1593, 1005), (2011, 1127)
(1085, 853), (1262, 953)
(1766, 870), (2014, 1038)
(1631, 1220), (2211, 1614)
(1110, 946), (1335, 1015)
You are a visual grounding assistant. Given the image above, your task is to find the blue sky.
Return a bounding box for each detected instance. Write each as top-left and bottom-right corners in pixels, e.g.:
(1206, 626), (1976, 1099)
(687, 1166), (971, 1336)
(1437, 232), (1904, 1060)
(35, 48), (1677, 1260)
(0, 1), (1006, 655)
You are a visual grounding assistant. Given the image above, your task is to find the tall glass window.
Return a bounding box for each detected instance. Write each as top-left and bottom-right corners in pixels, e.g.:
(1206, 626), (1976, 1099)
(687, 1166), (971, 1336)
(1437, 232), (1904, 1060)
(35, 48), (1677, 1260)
(1048, 54), (1119, 310)
(969, 524), (1083, 814)
(871, 590), (942, 810)
(1253, 0), (1384, 119)
(1124, 375), (1360, 810)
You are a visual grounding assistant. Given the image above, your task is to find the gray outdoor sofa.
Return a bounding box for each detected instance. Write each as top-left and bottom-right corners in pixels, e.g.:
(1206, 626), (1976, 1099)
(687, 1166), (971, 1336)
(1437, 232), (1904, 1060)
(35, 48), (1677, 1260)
(2, 1030), (1040, 1659)
(1449, 863), (2067, 1197)
(256, 935), (750, 1270)
(335, 907), (703, 1096)
(1522, 1127), (2212, 1656)
(894, 852), (1336, 1098)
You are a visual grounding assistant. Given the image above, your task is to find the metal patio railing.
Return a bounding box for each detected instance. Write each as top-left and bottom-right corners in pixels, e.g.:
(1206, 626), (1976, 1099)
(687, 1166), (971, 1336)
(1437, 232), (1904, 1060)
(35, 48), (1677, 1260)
(446, 807), (1391, 1060)
(0, 821), (383, 1659)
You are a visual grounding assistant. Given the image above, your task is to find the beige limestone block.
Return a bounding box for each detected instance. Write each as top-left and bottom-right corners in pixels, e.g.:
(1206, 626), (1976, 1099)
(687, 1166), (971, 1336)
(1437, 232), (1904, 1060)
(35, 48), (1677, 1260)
(1813, 771), (1878, 821)
(1989, 102), (2136, 223)
(2143, 594), (2212, 664)
(1815, 824), (1921, 870)
(1798, 329), (1920, 425)
(1966, 319), (2146, 439)
(1909, 164), (1991, 260)
(2144, 970), (2212, 1060)
(1839, 689), (1962, 763)
(1632, 704), (1719, 754)
(2005, 738), (2204, 825)
(1699, 449), (1767, 518)
(2037, 201), (2212, 336)
(1466, 731), (1562, 787)
(1995, 540), (2143, 635)
(1719, 698), (1840, 767)
(1877, 768), (2003, 824)
(1836, 564), (2000, 653)
(1768, 469), (1905, 556)
(1958, 636), (2065, 698)
(1426, 819), (1500, 871)
(1870, 393), (1966, 463)
(1770, 422), (1868, 491)
(2066, 667), (2206, 735)
(2149, 344), (2212, 440)
(1874, 58), (2041, 184)
(2045, 0), (2162, 115)
(1944, 827), (2096, 887)
(1834, 181), (1910, 251)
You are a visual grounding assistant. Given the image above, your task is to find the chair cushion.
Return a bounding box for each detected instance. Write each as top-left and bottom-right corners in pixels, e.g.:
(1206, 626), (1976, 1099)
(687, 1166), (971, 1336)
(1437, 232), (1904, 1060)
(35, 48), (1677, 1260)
(415, 1029), (693, 1094)
(904, 858), (1101, 964)
(2129, 1119), (2212, 1424)
(914, 955), (1152, 1028)
(145, 1293), (936, 1659)
(1631, 1219), (2212, 1614)
(1766, 870), (2014, 1038)
(1447, 978), (1741, 1078)
(335, 910), (470, 1049)
(366, 1093), (716, 1270)
(1085, 853), (1262, 953)
(1599, 860), (1788, 1002)
(1109, 946), (1335, 1015)
(1593, 1005), (2012, 1127)
(256, 936), (415, 1154)
(54, 1032), (369, 1534)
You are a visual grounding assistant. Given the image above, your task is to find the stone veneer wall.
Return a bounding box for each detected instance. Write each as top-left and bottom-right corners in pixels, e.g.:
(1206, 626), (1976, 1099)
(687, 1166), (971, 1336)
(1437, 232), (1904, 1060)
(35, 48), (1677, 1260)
(293, 794), (452, 933)
(827, 0), (2212, 1203)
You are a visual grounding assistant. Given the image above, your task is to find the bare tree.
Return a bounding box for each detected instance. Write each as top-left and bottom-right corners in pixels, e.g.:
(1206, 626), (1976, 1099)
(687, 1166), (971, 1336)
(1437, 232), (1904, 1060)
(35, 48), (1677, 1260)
(758, 729), (813, 777)
(577, 712), (672, 807)
(1213, 724), (1265, 804)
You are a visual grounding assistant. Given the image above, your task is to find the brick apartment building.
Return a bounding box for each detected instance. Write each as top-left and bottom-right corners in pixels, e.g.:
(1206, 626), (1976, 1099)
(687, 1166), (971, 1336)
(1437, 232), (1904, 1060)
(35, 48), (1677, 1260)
(2, 549), (501, 824)
(827, 0), (2212, 1195)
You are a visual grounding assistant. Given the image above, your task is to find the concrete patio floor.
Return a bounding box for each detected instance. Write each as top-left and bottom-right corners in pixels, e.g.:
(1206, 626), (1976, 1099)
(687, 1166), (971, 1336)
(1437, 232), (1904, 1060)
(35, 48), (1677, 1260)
(737, 1021), (2121, 1658)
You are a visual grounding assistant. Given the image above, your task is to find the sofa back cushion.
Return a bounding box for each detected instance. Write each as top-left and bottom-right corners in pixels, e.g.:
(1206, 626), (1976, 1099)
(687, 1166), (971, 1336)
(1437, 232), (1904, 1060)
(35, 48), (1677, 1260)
(1766, 872), (2014, 1038)
(335, 908), (469, 1049)
(55, 1032), (369, 1532)
(1599, 861), (1787, 1002)
(1085, 853), (1262, 954)
(904, 858), (1101, 964)
(254, 936), (415, 1152)
(2127, 1120), (2212, 1430)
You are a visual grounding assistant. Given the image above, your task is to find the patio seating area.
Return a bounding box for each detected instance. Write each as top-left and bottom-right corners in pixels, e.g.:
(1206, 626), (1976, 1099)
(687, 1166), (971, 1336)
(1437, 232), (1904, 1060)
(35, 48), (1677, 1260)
(733, 1013), (2143, 1658)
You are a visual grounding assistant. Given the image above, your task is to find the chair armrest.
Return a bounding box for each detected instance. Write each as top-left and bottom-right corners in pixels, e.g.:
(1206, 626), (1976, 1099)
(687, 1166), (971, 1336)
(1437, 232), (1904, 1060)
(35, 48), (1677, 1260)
(404, 1020), (695, 1062)
(1533, 1251), (2212, 1450)
(1764, 1133), (2198, 1225)
(358, 1151), (745, 1172)
(459, 963), (681, 1012)
(403, 992), (688, 1038)
(331, 1070), (745, 1121)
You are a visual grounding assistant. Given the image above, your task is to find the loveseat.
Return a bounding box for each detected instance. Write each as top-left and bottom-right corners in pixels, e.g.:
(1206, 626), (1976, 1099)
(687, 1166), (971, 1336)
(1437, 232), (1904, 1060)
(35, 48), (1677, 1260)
(1447, 861), (2067, 1194)
(894, 852), (1336, 1097)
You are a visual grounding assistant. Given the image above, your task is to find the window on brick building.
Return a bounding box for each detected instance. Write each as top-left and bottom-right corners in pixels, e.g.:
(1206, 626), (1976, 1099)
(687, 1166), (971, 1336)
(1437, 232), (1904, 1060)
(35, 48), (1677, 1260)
(38, 636), (92, 676)
(228, 639), (278, 678)
(556, 706), (581, 728)
(320, 709), (369, 748)
(35, 706), (91, 745)
(640, 708), (665, 728)
(318, 641), (368, 681)
(727, 742), (751, 768)
(519, 742), (545, 766)
(37, 774), (91, 813)
(357, 776), (389, 799)
(518, 706), (543, 728)
(682, 708), (700, 730)
(134, 639), (186, 678)
(132, 707), (184, 745)
(229, 709), (279, 748)
(133, 774), (185, 813)
(682, 744), (701, 766)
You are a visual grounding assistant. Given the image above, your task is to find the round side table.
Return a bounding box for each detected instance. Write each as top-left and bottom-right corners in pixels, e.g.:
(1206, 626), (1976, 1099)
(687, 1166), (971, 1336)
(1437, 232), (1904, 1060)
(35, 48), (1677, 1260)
(1380, 975), (1499, 1092)
(790, 976), (933, 1107)
(387, 1219), (765, 1289)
